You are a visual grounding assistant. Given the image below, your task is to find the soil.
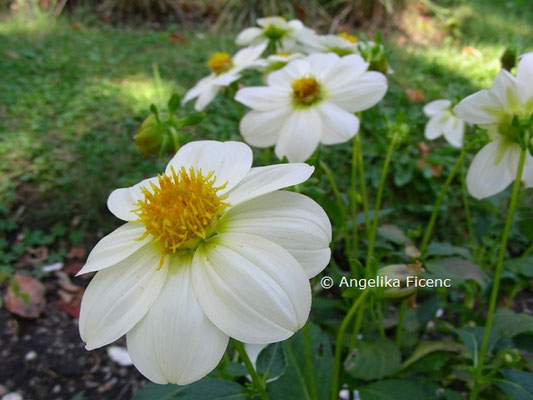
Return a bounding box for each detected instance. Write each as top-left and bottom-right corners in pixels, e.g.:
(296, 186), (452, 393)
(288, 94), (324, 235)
(0, 295), (147, 400)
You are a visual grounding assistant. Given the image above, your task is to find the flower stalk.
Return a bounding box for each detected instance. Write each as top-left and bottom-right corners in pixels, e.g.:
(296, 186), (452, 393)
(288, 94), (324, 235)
(470, 131), (529, 400)
(419, 148), (467, 255)
(331, 290), (370, 400)
(234, 340), (270, 400)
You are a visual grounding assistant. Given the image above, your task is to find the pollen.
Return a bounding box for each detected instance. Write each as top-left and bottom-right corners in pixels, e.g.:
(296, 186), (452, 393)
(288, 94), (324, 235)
(135, 167), (229, 255)
(338, 32), (358, 43)
(292, 76), (322, 106)
(207, 52), (233, 74)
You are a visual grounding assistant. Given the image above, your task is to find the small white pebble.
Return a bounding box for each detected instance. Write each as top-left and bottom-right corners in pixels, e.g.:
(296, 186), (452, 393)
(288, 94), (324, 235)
(42, 262), (64, 272)
(2, 393), (23, 400)
(339, 390), (350, 400)
(107, 346), (133, 366)
(25, 351), (37, 361)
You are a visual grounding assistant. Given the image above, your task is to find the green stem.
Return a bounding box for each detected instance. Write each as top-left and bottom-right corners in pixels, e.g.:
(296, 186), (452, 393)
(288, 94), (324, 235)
(234, 341), (270, 400)
(350, 136), (360, 263)
(320, 160), (354, 273)
(331, 290), (370, 400)
(366, 133), (398, 265)
(376, 301), (386, 339)
(470, 144), (528, 400)
(304, 323), (318, 400)
(349, 301), (366, 348)
(395, 299), (407, 347)
(461, 159), (477, 249)
(523, 241), (533, 257)
(420, 149), (467, 255)
(355, 134), (371, 237)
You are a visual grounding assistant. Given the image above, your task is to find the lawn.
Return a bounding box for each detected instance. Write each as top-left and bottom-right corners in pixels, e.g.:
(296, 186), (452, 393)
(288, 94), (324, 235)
(1, 0), (533, 398)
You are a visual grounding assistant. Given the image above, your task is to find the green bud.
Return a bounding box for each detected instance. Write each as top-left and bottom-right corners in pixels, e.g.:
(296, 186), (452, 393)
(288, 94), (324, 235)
(376, 263), (424, 300)
(134, 114), (165, 156)
(500, 47), (517, 71)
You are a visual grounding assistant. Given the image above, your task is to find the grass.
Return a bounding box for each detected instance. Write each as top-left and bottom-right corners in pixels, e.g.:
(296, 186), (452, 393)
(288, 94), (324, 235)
(0, 0), (532, 255)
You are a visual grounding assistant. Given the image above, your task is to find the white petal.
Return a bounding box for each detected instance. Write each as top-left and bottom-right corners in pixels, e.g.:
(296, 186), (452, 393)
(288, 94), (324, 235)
(424, 114), (446, 140)
(107, 177), (158, 222)
(194, 83), (220, 111)
(267, 59), (311, 88)
(245, 343), (267, 369)
(233, 42), (267, 67)
(318, 54), (369, 87)
(466, 140), (518, 199)
(491, 69), (524, 113)
(127, 254), (228, 385)
(454, 90), (503, 125)
(166, 141), (253, 193)
(77, 223), (151, 275)
(235, 86), (291, 111)
(522, 153), (533, 188)
(257, 16), (287, 28)
(192, 232), (311, 343)
(275, 109), (322, 162)
(517, 53), (533, 102)
(79, 245), (168, 350)
(240, 108), (290, 147)
(182, 75), (215, 105)
(306, 53), (343, 81)
(219, 191), (331, 278)
(316, 102), (360, 145)
(227, 163), (314, 206)
(423, 100), (451, 117)
(328, 71), (388, 112)
(442, 117), (464, 148)
(236, 27), (263, 46)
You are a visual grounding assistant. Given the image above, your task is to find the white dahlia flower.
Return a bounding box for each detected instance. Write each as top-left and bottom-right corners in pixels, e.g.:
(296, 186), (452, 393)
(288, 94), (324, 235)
(235, 53), (388, 162)
(423, 99), (465, 148)
(302, 33), (361, 56)
(454, 53), (533, 199)
(78, 141), (331, 385)
(182, 43), (266, 111)
(236, 16), (313, 50)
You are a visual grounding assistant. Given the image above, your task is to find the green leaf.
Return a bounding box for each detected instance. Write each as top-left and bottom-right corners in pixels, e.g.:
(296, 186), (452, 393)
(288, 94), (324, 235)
(358, 379), (434, 400)
(504, 256), (533, 278)
(132, 379), (246, 400)
(256, 342), (287, 382)
(424, 257), (486, 288)
(401, 340), (464, 370)
(345, 339), (401, 380)
(267, 323), (333, 400)
(426, 242), (472, 259)
(455, 327), (498, 363)
(493, 308), (533, 338)
(495, 369), (533, 400)
(70, 392), (84, 400)
(377, 224), (411, 245)
(133, 384), (183, 400)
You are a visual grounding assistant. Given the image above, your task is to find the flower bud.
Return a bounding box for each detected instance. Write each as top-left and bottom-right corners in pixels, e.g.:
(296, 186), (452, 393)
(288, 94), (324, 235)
(134, 114), (165, 156)
(500, 47), (517, 71)
(376, 263), (424, 300)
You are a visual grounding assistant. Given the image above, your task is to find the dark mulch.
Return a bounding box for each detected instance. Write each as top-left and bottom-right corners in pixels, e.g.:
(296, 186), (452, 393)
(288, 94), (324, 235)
(0, 302), (147, 400)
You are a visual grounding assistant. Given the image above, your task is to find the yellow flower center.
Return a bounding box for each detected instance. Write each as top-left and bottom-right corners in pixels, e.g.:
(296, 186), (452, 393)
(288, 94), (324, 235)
(292, 76), (322, 106)
(207, 52), (233, 74)
(135, 167), (229, 256)
(338, 32), (358, 43)
(276, 52), (291, 57)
